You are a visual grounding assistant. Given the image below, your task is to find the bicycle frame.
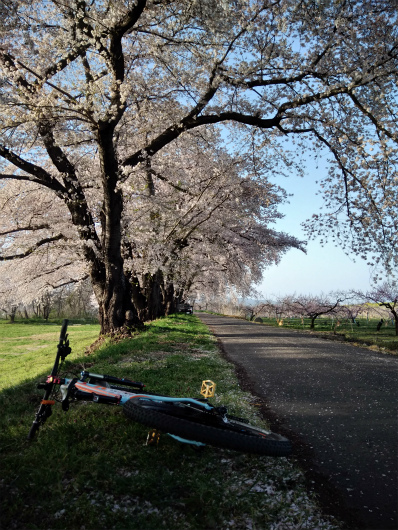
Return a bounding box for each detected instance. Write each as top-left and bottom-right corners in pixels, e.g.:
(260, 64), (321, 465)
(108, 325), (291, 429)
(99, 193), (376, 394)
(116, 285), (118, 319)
(75, 380), (213, 407)
(60, 377), (215, 411)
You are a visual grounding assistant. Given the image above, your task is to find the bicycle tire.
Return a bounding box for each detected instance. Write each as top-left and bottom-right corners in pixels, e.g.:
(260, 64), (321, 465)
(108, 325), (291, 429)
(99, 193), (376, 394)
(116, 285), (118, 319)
(123, 398), (292, 456)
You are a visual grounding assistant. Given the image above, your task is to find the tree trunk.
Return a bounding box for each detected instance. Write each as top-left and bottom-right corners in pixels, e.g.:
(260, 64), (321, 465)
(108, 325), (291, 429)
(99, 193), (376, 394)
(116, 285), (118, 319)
(130, 270), (166, 322)
(90, 234), (142, 334)
(162, 281), (175, 316)
(143, 270), (164, 321)
(393, 310), (398, 336)
(94, 127), (143, 335)
(96, 274), (141, 334)
(128, 274), (147, 323)
(10, 306), (17, 323)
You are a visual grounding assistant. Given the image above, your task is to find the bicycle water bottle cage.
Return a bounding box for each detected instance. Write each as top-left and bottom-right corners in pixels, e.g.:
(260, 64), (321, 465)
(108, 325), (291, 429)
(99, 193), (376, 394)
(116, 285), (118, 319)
(200, 380), (216, 398)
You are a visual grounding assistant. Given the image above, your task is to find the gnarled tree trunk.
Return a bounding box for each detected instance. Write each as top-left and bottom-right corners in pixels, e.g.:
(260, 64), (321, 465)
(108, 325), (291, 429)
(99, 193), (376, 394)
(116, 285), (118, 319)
(94, 128), (143, 334)
(130, 270), (166, 322)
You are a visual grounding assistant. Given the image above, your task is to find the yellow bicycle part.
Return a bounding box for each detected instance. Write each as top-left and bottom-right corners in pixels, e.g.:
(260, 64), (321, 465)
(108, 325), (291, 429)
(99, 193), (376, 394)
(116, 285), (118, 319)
(200, 380), (216, 398)
(146, 429), (161, 446)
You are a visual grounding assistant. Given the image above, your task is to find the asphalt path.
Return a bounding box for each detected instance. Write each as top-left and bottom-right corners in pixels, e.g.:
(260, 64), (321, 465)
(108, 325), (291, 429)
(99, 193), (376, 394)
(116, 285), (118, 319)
(197, 313), (398, 530)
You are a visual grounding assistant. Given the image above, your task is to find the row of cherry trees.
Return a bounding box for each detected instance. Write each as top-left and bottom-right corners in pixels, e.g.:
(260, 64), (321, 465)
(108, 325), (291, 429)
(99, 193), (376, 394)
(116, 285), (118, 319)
(238, 281), (398, 335)
(1, 1), (397, 334)
(0, 136), (302, 322)
(0, 280), (98, 322)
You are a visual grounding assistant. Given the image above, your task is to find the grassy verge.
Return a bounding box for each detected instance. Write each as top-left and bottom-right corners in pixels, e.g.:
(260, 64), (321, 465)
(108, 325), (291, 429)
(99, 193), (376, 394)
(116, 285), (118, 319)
(243, 316), (398, 354)
(0, 315), (340, 530)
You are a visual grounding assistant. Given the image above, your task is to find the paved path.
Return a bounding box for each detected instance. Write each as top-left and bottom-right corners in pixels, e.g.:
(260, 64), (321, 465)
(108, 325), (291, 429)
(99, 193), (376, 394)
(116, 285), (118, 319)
(197, 313), (398, 530)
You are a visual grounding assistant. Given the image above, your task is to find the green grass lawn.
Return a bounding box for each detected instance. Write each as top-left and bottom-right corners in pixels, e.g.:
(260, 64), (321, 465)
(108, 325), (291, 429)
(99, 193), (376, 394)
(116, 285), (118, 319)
(0, 315), (340, 530)
(254, 317), (398, 353)
(0, 320), (101, 390)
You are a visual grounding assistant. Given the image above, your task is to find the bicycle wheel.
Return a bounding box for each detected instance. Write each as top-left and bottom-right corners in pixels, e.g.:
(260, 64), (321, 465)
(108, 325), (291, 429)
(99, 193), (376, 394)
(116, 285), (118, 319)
(123, 398), (292, 456)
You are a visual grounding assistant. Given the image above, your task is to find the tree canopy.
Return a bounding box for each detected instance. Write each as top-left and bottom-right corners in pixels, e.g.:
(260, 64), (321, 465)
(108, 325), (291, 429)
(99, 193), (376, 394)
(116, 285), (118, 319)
(0, 0), (397, 332)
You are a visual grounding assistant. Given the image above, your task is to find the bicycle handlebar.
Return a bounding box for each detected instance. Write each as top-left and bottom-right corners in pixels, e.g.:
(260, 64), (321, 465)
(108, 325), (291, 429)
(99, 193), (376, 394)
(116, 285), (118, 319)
(59, 319), (69, 343)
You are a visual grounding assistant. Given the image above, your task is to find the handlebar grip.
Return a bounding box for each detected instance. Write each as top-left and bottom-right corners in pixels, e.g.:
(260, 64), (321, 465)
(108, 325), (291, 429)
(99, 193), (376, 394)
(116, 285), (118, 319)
(59, 319), (69, 341)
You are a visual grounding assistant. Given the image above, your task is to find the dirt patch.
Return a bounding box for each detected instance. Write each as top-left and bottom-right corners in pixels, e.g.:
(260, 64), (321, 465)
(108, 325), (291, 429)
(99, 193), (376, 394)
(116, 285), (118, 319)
(0, 333), (59, 341)
(3, 344), (48, 354)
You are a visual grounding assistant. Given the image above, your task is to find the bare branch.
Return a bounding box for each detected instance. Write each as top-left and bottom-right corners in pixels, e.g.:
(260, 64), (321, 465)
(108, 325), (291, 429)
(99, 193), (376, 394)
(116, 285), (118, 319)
(0, 233), (66, 261)
(0, 146), (65, 194)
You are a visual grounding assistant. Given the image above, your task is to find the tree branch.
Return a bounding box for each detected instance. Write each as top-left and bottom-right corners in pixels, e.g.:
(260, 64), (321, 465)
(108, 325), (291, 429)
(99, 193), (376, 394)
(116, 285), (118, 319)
(147, 168), (193, 195)
(0, 233), (66, 261)
(0, 224), (51, 237)
(121, 111), (280, 170)
(348, 92), (398, 144)
(0, 146), (66, 194)
(0, 49), (85, 106)
(309, 128), (387, 236)
(40, 274), (90, 290)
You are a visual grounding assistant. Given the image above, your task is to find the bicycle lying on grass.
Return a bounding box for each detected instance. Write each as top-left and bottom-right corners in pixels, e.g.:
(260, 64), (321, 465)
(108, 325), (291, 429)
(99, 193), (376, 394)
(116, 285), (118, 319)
(28, 320), (292, 457)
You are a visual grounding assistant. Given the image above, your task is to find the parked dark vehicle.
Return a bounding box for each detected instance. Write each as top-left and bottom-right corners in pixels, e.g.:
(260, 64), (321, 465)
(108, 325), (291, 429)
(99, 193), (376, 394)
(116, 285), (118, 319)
(177, 303), (193, 314)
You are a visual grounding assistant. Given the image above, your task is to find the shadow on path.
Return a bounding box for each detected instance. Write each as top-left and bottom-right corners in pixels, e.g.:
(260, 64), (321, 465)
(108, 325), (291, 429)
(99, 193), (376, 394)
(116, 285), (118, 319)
(198, 313), (398, 530)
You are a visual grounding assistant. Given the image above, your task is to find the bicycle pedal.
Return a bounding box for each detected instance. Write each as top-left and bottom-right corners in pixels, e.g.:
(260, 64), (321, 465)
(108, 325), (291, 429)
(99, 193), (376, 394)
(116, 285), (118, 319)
(146, 429), (160, 446)
(200, 380), (216, 398)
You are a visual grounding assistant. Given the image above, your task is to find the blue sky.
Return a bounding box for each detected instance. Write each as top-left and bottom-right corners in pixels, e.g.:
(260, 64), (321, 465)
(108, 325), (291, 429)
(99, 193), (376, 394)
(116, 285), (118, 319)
(257, 161), (374, 298)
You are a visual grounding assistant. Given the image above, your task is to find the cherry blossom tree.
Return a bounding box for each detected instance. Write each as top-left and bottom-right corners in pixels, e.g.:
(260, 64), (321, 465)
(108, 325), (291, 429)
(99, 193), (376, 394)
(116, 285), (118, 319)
(1, 0), (397, 333)
(0, 131), (300, 322)
(302, 5), (398, 278)
(354, 282), (398, 335)
(0, 177), (91, 319)
(284, 292), (345, 329)
(0, 296), (19, 322)
(105, 133), (304, 318)
(240, 299), (276, 321)
(336, 302), (366, 326)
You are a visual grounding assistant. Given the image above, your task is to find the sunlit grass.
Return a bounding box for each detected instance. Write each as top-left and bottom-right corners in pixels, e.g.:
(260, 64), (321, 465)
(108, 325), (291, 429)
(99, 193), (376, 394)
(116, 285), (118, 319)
(256, 317), (398, 352)
(0, 320), (100, 390)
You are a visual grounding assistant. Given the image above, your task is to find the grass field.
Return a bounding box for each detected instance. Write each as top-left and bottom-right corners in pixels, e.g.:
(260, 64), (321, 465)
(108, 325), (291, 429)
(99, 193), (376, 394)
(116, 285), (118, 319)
(0, 315), (340, 530)
(0, 320), (101, 390)
(250, 317), (398, 353)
